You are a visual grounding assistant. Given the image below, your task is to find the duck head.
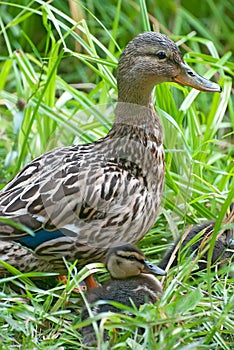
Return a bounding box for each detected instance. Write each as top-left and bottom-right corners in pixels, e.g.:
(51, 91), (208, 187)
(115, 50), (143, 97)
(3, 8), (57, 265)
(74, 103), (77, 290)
(117, 32), (221, 106)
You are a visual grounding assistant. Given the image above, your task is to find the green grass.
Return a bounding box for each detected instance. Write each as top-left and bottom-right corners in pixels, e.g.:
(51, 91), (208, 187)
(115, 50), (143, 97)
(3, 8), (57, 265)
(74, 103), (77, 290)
(0, 0), (233, 349)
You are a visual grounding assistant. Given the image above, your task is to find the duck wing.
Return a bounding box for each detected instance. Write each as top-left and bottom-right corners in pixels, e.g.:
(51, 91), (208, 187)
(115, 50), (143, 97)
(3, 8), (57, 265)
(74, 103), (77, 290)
(0, 141), (151, 246)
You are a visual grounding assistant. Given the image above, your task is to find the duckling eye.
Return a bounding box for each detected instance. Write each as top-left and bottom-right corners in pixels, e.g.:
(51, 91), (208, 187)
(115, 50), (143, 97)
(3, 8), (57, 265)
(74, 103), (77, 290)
(156, 51), (167, 59)
(128, 255), (136, 261)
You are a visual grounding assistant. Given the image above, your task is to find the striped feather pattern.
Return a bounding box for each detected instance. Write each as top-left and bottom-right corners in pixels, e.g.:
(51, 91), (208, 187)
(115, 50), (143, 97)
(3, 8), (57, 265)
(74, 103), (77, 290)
(0, 110), (164, 272)
(0, 32), (220, 274)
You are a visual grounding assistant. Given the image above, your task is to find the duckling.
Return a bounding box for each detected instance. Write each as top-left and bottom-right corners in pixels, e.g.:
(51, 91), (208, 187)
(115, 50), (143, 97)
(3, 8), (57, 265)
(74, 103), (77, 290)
(159, 204), (234, 271)
(80, 243), (165, 346)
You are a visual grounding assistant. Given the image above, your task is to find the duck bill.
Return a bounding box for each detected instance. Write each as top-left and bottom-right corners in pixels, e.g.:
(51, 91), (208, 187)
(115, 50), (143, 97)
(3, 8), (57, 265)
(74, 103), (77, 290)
(173, 62), (221, 92)
(143, 260), (166, 276)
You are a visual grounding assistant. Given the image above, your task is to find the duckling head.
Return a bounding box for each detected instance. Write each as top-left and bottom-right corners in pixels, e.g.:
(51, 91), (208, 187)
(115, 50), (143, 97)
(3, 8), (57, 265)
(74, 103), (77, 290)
(105, 242), (165, 279)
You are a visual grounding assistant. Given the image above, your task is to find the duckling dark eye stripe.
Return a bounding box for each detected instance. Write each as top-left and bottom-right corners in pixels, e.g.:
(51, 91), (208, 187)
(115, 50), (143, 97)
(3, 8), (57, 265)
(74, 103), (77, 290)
(127, 257), (145, 264)
(137, 52), (166, 58)
(116, 253), (136, 260)
(116, 252), (144, 263)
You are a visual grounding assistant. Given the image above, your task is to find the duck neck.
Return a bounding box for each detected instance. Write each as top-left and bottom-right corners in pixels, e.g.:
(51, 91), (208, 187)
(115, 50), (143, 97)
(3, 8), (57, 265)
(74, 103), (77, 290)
(110, 100), (163, 149)
(114, 101), (157, 131)
(117, 75), (155, 107)
(114, 75), (159, 129)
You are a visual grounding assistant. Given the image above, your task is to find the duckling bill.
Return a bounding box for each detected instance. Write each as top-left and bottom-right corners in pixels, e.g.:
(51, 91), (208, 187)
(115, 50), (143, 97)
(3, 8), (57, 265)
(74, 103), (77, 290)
(81, 243), (165, 346)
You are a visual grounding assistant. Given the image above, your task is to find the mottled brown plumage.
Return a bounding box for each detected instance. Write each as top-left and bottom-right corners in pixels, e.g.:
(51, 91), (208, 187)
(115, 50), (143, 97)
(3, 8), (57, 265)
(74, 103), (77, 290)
(0, 32), (221, 275)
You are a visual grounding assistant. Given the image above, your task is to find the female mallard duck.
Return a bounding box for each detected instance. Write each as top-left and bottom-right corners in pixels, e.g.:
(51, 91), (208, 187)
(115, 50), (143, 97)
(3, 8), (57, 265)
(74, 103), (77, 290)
(81, 243), (165, 346)
(0, 32), (221, 277)
(159, 204), (234, 271)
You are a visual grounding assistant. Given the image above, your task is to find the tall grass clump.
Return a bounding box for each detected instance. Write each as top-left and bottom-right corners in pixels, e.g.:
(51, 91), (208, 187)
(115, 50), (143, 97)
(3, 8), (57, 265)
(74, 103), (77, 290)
(0, 0), (233, 349)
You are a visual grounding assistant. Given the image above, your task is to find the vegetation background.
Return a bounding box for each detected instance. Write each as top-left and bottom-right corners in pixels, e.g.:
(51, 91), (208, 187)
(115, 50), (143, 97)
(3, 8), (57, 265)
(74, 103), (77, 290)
(0, 0), (233, 349)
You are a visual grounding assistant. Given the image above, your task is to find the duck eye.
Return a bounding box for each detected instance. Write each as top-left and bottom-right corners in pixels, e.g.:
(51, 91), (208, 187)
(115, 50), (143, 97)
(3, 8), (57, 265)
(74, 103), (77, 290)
(156, 51), (167, 59)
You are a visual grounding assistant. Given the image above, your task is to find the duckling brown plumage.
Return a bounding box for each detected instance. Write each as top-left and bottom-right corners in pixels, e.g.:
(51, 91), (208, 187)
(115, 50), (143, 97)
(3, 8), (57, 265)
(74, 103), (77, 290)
(81, 243), (165, 346)
(159, 204), (234, 271)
